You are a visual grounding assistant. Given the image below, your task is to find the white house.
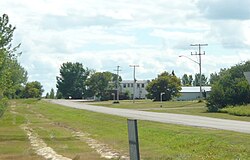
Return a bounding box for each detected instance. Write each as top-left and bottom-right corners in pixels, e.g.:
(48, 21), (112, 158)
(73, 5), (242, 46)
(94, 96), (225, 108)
(120, 80), (149, 99)
(177, 86), (211, 101)
(244, 72), (250, 84)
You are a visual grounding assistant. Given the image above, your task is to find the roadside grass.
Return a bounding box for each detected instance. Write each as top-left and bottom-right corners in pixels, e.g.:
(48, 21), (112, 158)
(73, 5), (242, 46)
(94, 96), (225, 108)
(220, 105), (250, 116)
(12, 99), (250, 159)
(0, 104), (42, 160)
(88, 100), (204, 109)
(14, 99), (102, 160)
(89, 100), (250, 122)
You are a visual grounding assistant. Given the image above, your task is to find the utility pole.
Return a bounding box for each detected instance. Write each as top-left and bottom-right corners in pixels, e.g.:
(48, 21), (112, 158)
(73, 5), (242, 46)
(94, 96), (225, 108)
(114, 66), (121, 102)
(129, 65), (139, 103)
(190, 44), (208, 98)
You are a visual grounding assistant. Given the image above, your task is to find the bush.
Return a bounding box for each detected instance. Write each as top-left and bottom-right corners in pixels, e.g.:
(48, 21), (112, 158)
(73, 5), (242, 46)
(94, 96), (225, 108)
(0, 98), (8, 118)
(206, 61), (250, 112)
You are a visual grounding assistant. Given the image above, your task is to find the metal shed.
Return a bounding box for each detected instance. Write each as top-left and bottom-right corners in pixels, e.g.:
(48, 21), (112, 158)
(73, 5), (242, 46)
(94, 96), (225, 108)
(177, 86), (211, 101)
(244, 72), (250, 84)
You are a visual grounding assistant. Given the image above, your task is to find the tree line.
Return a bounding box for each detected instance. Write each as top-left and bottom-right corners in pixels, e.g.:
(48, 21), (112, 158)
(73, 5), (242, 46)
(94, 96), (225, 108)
(0, 14), (44, 100)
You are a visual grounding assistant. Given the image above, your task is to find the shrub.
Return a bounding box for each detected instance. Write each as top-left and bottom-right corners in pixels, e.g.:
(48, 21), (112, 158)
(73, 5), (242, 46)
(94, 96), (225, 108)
(220, 105), (250, 116)
(0, 98), (8, 118)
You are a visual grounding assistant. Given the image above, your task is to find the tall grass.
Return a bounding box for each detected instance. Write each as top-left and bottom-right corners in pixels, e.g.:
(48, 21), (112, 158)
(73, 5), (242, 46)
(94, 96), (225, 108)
(220, 105), (250, 116)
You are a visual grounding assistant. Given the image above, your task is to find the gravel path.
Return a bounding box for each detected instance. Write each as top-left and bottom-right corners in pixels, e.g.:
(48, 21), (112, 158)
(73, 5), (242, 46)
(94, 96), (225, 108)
(49, 100), (250, 134)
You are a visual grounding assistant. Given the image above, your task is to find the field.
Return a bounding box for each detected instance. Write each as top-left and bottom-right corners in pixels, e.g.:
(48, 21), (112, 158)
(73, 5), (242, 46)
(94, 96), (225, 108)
(89, 100), (250, 122)
(0, 99), (249, 159)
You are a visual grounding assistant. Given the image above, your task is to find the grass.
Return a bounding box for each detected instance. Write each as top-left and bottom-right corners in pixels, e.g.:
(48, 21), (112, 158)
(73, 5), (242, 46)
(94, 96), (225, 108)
(0, 102), (42, 160)
(89, 100), (250, 121)
(220, 105), (250, 116)
(88, 99), (204, 109)
(0, 99), (249, 159)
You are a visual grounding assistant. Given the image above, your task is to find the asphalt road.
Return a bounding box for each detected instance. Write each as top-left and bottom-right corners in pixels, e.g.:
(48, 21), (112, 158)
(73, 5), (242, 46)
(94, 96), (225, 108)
(49, 99), (250, 134)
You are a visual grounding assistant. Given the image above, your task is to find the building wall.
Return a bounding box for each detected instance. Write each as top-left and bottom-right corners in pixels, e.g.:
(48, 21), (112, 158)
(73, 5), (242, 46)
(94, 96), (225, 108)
(120, 80), (149, 99)
(244, 72), (250, 84)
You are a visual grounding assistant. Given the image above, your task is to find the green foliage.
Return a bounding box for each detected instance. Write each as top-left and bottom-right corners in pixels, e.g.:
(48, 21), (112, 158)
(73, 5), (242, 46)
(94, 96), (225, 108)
(45, 92), (49, 99)
(146, 71), (181, 101)
(56, 91), (63, 99)
(193, 73), (208, 86)
(49, 88), (55, 99)
(22, 81), (44, 98)
(0, 14), (27, 98)
(0, 98), (8, 118)
(207, 61), (250, 112)
(86, 71), (119, 100)
(209, 72), (220, 85)
(220, 105), (250, 117)
(182, 74), (193, 86)
(56, 62), (90, 99)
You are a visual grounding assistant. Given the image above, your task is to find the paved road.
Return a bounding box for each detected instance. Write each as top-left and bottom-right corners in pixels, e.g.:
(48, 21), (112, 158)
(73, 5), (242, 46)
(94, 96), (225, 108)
(49, 100), (250, 134)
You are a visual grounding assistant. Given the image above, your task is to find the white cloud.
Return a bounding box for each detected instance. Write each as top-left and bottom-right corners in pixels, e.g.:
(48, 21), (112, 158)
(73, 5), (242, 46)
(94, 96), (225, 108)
(1, 0), (250, 94)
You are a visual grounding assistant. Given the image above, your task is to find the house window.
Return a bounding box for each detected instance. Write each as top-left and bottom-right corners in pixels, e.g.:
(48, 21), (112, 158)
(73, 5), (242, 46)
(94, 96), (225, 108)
(141, 83), (145, 88)
(123, 84), (126, 88)
(128, 83), (130, 87)
(131, 83), (133, 87)
(137, 84), (140, 88)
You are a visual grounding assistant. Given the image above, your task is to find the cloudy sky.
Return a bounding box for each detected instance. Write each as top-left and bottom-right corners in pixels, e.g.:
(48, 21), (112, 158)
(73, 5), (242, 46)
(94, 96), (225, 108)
(1, 0), (250, 94)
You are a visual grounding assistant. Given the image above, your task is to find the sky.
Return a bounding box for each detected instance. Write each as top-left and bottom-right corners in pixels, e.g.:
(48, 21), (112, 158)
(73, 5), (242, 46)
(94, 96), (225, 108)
(1, 0), (250, 94)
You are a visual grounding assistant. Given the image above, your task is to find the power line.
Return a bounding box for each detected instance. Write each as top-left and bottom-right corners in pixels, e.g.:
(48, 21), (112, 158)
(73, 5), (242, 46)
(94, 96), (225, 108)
(190, 43), (208, 98)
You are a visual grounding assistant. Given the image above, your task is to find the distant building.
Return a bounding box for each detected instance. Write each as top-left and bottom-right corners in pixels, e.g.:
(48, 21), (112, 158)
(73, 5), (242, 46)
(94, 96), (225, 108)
(177, 86), (211, 101)
(244, 72), (250, 84)
(120, 80), (149, 99)
(120, 80), (211, 101)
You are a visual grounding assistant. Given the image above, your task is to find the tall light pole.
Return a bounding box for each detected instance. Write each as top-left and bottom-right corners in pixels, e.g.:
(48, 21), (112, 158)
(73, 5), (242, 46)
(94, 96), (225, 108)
(129, 65), (139, 103)
(179, 55), (202, 98)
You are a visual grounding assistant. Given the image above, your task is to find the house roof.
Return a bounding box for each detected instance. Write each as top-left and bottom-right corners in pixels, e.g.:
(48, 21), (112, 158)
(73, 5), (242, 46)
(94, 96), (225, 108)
(244, 72), (250, 84)
(181, 86), (211, 93)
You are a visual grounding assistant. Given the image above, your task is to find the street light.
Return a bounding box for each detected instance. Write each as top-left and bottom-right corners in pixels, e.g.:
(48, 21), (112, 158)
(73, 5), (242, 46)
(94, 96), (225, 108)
(160, 92), (165, 103)
(179, 55), (202, 98)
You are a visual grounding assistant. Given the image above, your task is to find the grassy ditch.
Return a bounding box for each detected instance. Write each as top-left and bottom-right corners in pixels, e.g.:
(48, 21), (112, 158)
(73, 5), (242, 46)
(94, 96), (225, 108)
(2, 99), (248, 159)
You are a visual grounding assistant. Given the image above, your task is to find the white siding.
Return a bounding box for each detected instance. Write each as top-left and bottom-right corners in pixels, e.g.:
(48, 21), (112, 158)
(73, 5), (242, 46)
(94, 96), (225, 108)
(120, 80), (149, 99)
(244, 72), (250, 84)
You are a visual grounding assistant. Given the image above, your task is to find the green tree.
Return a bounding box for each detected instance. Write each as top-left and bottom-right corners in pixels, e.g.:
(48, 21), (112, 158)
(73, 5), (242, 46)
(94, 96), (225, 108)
(146, 71), (181, 101)
(3, 60), (27, 98)
(193, 73), (208, 86)
(56, 62), (90, 99)
(45, 93), (49, 99)
(23, 81), (44, 98)
(207, 61), (250, 112)
(188, 75), (193, 86)
(49, 88), (55, 99)
(182, 74), (193, 86)
(209, 72), (220, 85)
(0, 14), (26, 98)
(182, 74), (189, 86)
(86, 71), (119, 100)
